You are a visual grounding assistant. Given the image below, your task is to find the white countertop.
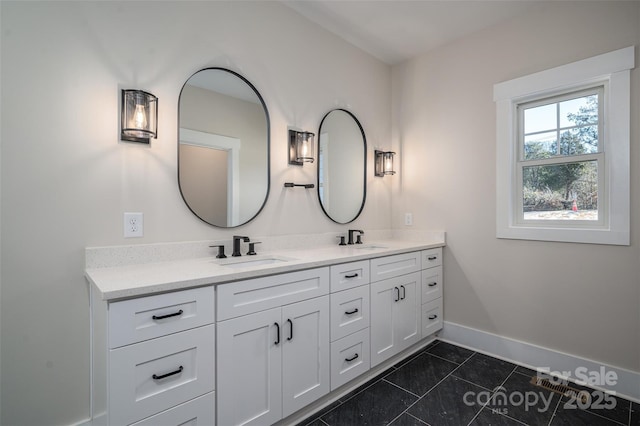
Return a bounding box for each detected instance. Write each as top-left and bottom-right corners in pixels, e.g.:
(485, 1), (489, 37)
(86, 238), (444, 301)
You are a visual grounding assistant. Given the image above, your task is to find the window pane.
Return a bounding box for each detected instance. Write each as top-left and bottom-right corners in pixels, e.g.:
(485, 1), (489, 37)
(522, 160), (598, 221)
(524, 132), (557, 160)
(560, 126), (598, 156)
(559, 94), (598, 128)
(524, 103), (556, 134)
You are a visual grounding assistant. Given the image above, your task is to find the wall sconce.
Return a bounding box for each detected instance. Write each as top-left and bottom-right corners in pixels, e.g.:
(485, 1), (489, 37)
(121, 89), (158, 143)
(288, 130), (315, 165)
(375, 150), (396, 177)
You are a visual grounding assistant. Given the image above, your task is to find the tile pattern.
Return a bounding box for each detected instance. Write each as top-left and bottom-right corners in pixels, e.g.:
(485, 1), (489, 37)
(298, 340), (635, 426)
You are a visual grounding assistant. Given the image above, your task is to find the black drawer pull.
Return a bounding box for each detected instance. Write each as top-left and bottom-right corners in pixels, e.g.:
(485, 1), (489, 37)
(287, 318), (293, 341)
(394, 287), (400, 302)
(400, 285), (406, 300)
(274, 322), (280, 345)
(345, 308), (359, 315)
(428, 314), (438, 320)
(344, 273), (359, 279)
(345, 353), (359, 362)
(152, 365), (183, 380)
(428, 256), (437, 261)
(152, 309), (183, 320)
(428, 282), (437, 287)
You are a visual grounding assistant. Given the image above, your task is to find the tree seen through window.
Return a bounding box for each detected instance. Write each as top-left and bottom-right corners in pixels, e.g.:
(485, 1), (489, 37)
(520, 91), (600, 220)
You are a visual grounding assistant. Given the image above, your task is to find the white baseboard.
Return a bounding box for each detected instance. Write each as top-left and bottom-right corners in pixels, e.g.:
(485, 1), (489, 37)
(440, 321), (640, 403)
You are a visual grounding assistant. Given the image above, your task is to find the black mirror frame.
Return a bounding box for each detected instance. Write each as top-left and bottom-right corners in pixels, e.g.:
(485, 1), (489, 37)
(317, 108), (367, 224)
(177, 67), (271, 228)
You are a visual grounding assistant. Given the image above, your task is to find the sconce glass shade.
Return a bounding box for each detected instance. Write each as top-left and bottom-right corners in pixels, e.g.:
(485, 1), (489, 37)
(121, 89), (158, 143)
(375, 150), (396, 177)
(289, 130), (315, 165)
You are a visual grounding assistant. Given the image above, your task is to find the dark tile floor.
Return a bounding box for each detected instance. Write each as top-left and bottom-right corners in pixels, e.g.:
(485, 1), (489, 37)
(299, 340), (638, 426)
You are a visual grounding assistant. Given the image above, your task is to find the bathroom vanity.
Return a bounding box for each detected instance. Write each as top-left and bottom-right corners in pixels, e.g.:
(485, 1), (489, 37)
(86, 237), (444, 426)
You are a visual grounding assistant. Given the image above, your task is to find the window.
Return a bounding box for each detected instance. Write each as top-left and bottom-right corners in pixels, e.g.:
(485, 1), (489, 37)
(518, 87), (603, 225)
(494, 47), (633, 245)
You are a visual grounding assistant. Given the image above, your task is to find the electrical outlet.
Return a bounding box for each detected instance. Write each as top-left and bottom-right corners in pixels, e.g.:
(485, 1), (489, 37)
(405, 213), (413, 226)
(124, 212), (143, 238)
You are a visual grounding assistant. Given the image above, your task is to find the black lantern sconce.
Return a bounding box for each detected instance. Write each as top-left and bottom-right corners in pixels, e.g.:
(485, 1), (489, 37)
(375, 150), (396, 177)
(288, 129), (315, 165)
(121, 89), (158, 143)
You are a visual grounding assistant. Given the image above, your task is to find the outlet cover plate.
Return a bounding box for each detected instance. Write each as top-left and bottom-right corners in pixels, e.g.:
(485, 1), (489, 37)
(124, 212), (143, 238)
(405, 213), (413, 226)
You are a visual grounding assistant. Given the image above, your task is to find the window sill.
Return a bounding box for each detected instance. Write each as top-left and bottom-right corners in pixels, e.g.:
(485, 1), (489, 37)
(497, 224), (629, 246)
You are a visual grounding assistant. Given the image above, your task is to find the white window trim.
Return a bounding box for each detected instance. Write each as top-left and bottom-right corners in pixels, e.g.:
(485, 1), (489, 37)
(494, 46), (634, 245)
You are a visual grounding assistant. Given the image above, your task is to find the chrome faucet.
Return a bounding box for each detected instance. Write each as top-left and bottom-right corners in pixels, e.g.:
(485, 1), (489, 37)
(347, 229), (364, 245)
(232, 236), (250, 257)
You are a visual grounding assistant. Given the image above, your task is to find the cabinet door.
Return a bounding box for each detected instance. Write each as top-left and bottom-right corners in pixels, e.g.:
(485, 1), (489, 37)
(370, 252), (421, 283)
(330, 260), (370, 292)
(217, 308), (282, 426)
(129, 392), (215, 426)
(370, 272), (421, 367)
(421, 266), (443, 304)
(281, 296), (330, 418)
(109, 325), (215, 426)
(393, 273), (421, 354)
(217, 268), (329, 321)
(330, 285), (370, 342)
(422, 298), (443, 338)
(421, 247), (443, 269)
(370, 278), (396, 367)
(330, 328), (370, 391)
(108, 286), (215, 349)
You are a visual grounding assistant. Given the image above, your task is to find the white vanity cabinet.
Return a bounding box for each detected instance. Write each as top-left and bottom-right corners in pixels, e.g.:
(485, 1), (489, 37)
(91, 285), (216, 426)
(88, 240), (446, 426)
(216, 268), (330, 426)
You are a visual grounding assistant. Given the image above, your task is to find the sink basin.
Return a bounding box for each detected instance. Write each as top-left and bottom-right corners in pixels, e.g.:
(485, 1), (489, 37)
(216, 257), (291, 269)
(353, 245), (388, 250)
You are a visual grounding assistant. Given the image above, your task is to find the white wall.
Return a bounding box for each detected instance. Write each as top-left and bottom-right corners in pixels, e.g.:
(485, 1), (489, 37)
(0, 2), (391, 424)
(392, 1), (640, 372)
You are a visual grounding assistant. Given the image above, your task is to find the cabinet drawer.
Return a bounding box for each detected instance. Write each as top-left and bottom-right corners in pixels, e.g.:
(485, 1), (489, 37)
(330, 260), (370, 292)
(330, 328), (370, 391)
(109, 324), (215, 426)
(330, 285), (370, 342)
(421, 266), (443, 304)
(129, 391), (215, 426)
(370, 252), (421, 282)
(421, 247), (442, 269)
(422, 298), (443, 338)
(217, 268), (329, 321)
(108, 286), (215, 349)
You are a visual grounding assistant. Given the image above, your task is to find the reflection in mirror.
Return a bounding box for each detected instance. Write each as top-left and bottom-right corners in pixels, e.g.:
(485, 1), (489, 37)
(318, 109), (366, 224)
(178, 68), (270, 227)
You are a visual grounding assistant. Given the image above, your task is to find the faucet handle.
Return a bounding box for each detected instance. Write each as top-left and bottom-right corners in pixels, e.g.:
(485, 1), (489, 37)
(337, 236), (346, 246)
(247, 242), (261, 256)
(210, 244), (227, 259)
(355, 234), (363, 244)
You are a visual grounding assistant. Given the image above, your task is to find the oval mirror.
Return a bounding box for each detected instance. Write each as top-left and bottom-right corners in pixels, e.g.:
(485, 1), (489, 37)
(317, 109), (367, 224)
(178, 68), (270, 227)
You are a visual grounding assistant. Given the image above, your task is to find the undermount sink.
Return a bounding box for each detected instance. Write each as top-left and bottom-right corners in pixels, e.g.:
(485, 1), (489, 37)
(216, 256), (291, 269)
(353, 244), (388, 250)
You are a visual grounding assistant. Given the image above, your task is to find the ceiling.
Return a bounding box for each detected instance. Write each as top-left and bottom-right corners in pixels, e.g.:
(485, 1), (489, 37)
(283, 0), (542, 65)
